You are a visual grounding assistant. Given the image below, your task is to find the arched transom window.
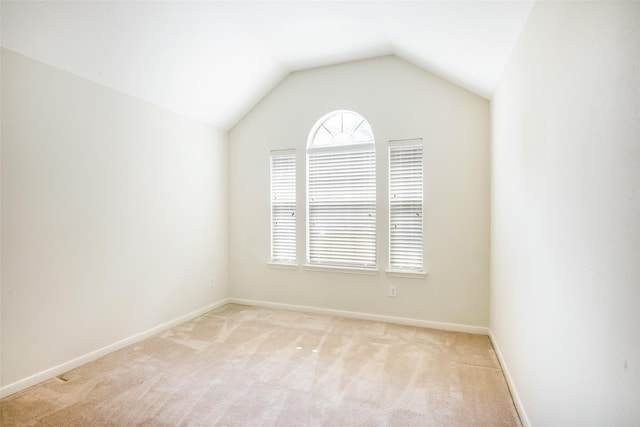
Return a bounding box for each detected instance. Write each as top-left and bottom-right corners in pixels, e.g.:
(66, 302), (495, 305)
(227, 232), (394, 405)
(308, 110), (375, 147)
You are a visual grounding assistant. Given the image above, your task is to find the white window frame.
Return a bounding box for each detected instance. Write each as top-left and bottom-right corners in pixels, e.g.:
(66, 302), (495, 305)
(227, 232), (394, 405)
(270, 149), (297, 266)
(305, 111), (377, 272)
(387, 138), (425, 277)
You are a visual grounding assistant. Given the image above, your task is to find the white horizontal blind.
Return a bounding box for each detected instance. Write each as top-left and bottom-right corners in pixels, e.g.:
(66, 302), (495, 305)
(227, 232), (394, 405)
(270, 150), (296, 264)
(389, 139), (423, 271)
(307, 145), (376, 268)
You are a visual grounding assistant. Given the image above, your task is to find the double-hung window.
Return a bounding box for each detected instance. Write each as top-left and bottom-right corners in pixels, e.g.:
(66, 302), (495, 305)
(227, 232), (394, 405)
(389, 139), (424, 272)
(306, 111), (376, 269)
(270, 149), (296, 264)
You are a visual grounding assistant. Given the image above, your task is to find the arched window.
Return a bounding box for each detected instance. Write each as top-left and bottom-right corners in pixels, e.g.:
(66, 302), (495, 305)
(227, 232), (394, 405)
(306, 111), (376, 269)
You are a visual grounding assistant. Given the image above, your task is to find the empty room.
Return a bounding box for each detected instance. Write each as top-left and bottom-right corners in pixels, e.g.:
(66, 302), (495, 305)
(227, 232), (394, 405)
(1, 1), (639, 426)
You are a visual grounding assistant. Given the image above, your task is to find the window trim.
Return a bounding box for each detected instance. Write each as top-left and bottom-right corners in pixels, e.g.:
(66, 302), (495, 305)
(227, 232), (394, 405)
(268, 262), (299, 270)
(306, 110), (377, 270)
(270, 148), (297, 265)
(303, 264), (379, 276)
(388, 138), (425, 273)
(385, 269), (427, 279)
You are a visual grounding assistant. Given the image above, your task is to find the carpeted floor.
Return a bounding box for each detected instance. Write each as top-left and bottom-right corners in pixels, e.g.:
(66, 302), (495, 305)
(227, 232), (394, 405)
(0, 304), (521, 426)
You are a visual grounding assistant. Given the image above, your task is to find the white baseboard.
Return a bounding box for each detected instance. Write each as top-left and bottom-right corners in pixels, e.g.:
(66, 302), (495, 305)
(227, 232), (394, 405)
(0, 298), (230, 399)
(228, 298), (489, 335)
(0, 297), (489, 399)
(489, 331), (531, 427)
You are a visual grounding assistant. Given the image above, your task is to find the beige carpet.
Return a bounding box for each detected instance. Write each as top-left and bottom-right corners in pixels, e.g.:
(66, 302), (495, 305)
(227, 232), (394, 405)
(0, 304), (521, 426)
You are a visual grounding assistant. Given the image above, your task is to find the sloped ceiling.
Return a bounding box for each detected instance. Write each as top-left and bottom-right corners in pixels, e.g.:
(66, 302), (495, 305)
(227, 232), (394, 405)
(1, 1), (534, 130)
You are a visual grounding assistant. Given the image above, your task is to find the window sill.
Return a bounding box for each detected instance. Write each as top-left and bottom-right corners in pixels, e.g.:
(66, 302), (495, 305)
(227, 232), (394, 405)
(303, 264), (379, 276)
(268, 262), (299, 270)
(385, 269), (427, 279)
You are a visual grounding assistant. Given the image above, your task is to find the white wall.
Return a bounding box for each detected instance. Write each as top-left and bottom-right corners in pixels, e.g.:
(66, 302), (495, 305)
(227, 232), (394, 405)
(0, 16), (4, 395)
(1, 49), (228, 391)
(229, 56), (490, 328)
(491, 2), (640, 425)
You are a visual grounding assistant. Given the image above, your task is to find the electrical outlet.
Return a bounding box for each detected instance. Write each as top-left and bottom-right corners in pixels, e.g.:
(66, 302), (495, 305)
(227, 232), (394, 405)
(209, 277), (215, 288)
(389, 285), (397, 297)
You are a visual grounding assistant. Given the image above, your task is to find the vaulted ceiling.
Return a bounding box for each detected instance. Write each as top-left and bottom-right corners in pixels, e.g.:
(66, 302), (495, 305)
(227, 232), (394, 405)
(1, 1), (534, 130)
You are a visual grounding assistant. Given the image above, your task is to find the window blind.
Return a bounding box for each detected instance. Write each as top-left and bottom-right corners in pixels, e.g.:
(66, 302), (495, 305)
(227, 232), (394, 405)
(270, 150), (296, 263)
(389, 139), (423, 271)
(307, 145), (376, 268)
